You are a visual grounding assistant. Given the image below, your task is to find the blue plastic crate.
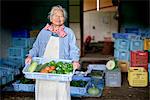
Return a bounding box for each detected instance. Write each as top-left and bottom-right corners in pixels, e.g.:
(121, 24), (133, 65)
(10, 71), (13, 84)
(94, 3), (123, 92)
(12, 80), (35, 92)
(112, 33), (140, 40)
(12, 38), (29, 48)
(125, 28), (139, 35)
(113, 33), (129, 39)
(0, 76), (7, 85)
(130, 40), (143, 51)
(12, 30), (30, 38)
(0, 67), (13, 77)
(114, 49), (130, 61)
(7, 47), (28, 58)
(0, 66), (20, 76)
(0, 68), (14, 86)
(1, 58), (22, 68)
(114, 39), (130, 51)
(71, 76), (91, 95)
(2, 57), (24, 67)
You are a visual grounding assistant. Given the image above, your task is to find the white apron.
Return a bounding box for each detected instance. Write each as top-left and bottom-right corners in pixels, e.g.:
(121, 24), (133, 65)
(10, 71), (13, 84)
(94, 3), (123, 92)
(35, 36), (71, 100)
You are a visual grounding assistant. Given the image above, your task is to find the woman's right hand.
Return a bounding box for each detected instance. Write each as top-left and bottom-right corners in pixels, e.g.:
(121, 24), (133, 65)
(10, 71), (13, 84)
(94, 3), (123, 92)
(25, 55), (32, 64)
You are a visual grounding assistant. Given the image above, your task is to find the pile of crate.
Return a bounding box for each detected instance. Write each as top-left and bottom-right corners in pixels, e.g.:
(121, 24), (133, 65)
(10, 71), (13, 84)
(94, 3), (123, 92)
(0, 60), (21, 86)
(0, 29), (38, 87)
(128, 51), (148, 87)
(113, 33), (143, 72)
(7, 29), (36, 66)
(113, 31), (149, 87)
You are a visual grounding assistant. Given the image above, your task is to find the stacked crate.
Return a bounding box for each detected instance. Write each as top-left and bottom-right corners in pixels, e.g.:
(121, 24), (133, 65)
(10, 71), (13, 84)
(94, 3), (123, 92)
(0, 60), (21, 86)
(7, 30), (36, 66)
(113, 33), (144, 72)
(129, 48), (148, 87)
(113, 33), (131, 72)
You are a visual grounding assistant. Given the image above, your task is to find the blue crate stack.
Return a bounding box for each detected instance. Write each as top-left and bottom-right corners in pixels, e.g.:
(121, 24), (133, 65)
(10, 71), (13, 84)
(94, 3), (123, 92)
(7, 29), (36, 66)
(0, 29), (36, 86)
(113, 32), (143, 62)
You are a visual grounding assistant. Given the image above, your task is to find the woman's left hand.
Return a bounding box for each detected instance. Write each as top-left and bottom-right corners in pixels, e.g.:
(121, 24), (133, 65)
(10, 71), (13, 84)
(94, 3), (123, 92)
(73, 61), (80, 70)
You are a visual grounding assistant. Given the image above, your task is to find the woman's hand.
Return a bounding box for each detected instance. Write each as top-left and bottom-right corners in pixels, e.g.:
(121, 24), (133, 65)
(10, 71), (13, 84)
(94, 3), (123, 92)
(73, 61), (80, 70)
(25, 55), (32, 64)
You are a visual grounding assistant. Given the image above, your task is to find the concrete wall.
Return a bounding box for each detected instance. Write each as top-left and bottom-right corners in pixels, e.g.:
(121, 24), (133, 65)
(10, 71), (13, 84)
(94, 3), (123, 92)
(84, 11), (118, 42)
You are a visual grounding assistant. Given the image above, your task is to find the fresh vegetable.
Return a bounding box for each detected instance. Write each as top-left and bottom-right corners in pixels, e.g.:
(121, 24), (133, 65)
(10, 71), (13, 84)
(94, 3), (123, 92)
(88, 84), (100, 96)
(106, 60), (116, 70)
(48, 60), (56, 66)
(70, 80), (88, 87)
(39, 63), (49, 71)
(88, 70), (103, 77)
(20, 78), (35, 84)
(32, 60), (73, 74)
(63, 63), (73, 74)
(34, 64), (43, 72)
(28, 61), (38, 72)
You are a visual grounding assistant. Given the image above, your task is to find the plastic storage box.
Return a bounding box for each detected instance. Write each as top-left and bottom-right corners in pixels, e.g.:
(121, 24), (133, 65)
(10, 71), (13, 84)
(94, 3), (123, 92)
(7, 47), (28, 58)
(114, 49), (130, 61)
(3, 57), (25, 66)
(144, 39), (150, 50)
(125, 28), (139, 34)
(105, 68), (121, 87)
(130, 40), (143, 51)
(12, 80), (35, 92)
(128, 67), (148, 87)
(130, 51), (148, 69)
(87, 64), (106, 71)
(70, 76), (91, 95)
(112, 33), (140, 40)
(114, 39), (130, 51)
(22, 57), (75, 82)
(12, 30), (29, 38)
(12, 38), (29, 48)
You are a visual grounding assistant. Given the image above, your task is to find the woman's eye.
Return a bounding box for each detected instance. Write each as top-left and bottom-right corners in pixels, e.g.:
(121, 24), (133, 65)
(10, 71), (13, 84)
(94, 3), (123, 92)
(54, 15), (64, 18)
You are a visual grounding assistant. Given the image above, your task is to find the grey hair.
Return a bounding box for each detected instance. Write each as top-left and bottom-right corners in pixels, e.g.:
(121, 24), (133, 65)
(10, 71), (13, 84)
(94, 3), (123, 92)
(48, 5), (67, 22)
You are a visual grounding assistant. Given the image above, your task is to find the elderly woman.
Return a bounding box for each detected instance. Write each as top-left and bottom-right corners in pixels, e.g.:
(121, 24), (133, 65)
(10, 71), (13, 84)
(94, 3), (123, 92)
(25, 5), (80, 100)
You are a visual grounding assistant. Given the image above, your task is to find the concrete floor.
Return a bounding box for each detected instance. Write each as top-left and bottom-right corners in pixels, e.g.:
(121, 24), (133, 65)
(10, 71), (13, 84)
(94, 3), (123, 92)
(1, 53), (149, 100)
(1, 73), (149, 100)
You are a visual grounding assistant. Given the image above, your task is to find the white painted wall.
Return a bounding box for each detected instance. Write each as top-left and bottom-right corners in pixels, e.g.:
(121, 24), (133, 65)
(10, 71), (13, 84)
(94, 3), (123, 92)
(84, 11), (118, 42)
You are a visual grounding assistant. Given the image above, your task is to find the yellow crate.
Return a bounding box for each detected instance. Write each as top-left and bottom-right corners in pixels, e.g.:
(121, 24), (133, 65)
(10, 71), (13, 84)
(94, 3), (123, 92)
(144, 39), (150, 50)
(30, 30), (39, 37)
(128, 67), (148, 87)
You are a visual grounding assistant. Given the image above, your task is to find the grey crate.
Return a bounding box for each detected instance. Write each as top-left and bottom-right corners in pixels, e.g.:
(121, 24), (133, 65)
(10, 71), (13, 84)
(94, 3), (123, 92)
(105, 68), (121, 87)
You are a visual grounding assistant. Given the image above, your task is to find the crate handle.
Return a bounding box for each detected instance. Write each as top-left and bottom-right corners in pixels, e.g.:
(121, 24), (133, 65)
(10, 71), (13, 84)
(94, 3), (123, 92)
(139, 52), (146, 56)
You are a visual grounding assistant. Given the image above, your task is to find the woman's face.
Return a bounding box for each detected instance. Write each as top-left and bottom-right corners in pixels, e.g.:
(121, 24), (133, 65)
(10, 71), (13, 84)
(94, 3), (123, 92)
(51, 10), (65, 26)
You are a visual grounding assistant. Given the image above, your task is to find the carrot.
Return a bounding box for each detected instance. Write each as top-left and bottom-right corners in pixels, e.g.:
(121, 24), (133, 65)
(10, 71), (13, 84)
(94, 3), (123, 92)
(50, 66), (56, 70)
